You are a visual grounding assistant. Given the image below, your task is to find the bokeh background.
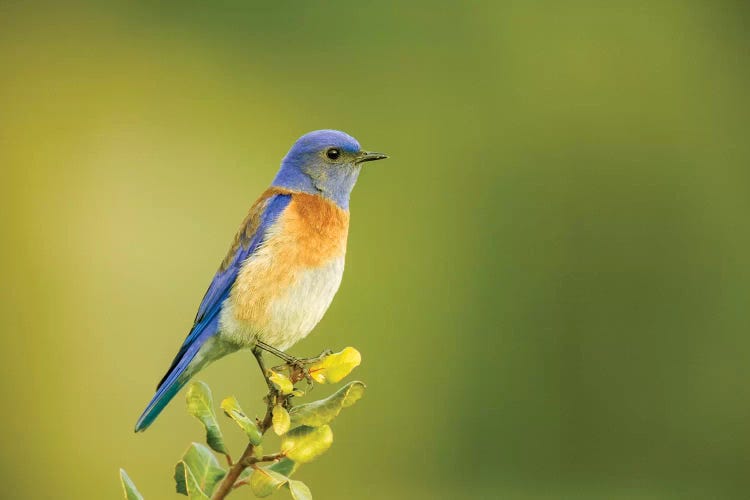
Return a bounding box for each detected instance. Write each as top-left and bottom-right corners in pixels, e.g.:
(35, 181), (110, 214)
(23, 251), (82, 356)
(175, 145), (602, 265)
(2, 1), (749, 498)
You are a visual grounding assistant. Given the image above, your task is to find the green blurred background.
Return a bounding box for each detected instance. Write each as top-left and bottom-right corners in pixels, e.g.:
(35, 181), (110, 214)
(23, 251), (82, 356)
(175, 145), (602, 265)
(2, 1), (749, 498)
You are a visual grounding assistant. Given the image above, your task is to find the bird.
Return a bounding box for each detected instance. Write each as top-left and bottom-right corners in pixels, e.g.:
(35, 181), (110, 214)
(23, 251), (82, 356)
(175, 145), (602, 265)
(134, 130), (387, 432)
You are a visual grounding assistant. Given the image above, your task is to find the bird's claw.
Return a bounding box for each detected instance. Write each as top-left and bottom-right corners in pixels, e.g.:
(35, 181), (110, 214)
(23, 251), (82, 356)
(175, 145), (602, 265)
(289, 361), (315, 387)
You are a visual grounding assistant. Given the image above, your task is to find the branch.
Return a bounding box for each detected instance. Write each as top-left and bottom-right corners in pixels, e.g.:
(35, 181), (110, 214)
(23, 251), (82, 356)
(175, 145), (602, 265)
(242, 452), (286, 467)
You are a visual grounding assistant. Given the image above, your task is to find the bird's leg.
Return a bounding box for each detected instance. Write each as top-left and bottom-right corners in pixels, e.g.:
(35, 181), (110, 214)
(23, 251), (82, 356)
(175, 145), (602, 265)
(252, 346), (277, 394)
(255, 340), (299, 364)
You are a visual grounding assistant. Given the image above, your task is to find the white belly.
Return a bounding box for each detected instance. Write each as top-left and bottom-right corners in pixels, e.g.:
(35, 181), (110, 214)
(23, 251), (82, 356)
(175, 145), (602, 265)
(219, 256), (345, 350)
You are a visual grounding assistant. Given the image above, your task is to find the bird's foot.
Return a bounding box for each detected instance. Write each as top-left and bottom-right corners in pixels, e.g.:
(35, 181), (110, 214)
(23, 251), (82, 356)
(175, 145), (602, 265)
(271, 348), (333, 389)
(289, 361), (314, 386)
(270, 359), (313, 387)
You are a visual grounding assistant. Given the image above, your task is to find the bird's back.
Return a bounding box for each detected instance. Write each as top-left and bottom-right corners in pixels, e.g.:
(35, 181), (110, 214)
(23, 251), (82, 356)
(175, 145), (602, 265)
(218, 189), (350, 350)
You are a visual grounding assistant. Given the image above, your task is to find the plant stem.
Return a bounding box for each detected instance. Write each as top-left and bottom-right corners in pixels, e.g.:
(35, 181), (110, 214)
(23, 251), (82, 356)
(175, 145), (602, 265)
(243, 452), (285, 467)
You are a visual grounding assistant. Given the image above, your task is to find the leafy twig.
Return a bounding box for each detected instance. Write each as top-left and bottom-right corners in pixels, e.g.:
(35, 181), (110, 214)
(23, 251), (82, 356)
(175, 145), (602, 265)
(122, 346), (365, 499)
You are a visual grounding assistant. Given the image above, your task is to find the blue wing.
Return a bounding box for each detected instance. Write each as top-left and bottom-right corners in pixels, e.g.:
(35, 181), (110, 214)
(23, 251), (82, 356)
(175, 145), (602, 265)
(135, 189), (292, 431)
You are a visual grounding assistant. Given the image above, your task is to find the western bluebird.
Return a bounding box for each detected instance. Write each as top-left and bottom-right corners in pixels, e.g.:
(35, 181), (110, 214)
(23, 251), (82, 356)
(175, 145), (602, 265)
(135, 130), (387, 431)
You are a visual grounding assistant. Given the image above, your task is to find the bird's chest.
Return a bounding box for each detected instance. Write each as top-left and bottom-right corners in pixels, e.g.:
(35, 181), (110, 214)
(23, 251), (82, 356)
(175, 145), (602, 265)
(220, 195), (349, 349)
(258, 255), (345, 349)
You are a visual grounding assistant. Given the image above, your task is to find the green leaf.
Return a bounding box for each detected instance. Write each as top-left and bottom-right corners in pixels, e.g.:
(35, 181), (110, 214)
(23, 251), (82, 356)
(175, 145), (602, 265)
(268, 370), (294, 394)
(268, 457), (297, 476)
(249, 466), (289, 498)
(286, 479), (313, 500)
(119, 469), (144, 500)
(220, 396), (263, 445)
(272, 404), (291, 435)
(175, 462), (210, 499)
(238, 459), (296, 494)
(174, 443), (226, 497)
(186, 381), (228, 456)
(289, 381), (366, 428)
(280, 425), (333, 464)
(307, 347), (361, 384)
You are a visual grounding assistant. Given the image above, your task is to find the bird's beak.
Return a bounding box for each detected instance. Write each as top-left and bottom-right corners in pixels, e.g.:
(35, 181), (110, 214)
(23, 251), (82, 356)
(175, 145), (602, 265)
(355, 151), (389, 164)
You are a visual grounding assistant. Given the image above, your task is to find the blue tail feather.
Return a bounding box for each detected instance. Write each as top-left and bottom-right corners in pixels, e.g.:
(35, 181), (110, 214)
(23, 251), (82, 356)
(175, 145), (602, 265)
(134, 314), (220, 432)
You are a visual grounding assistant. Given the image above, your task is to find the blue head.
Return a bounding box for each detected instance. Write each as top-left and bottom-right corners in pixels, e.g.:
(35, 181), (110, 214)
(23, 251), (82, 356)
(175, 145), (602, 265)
(272, 130), (387, 209)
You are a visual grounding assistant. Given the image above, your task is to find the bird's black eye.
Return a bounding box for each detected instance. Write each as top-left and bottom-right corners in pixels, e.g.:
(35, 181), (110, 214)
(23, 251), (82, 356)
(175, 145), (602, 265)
(326, 148), (340, 160)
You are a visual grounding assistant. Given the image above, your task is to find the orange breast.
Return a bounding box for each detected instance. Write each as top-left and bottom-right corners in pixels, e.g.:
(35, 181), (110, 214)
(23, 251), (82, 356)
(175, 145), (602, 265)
(228, 192), (349, 330)
(284, 193), (350, 266)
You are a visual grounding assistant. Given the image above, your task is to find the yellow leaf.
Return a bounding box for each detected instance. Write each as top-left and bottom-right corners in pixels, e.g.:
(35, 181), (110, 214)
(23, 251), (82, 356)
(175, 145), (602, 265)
(281, 425), (333, 463)
(267, 370), (294, 394)
(308, 347), (361, 384)
(272, 404), (291, 436)
(220, 396), (263, 445)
